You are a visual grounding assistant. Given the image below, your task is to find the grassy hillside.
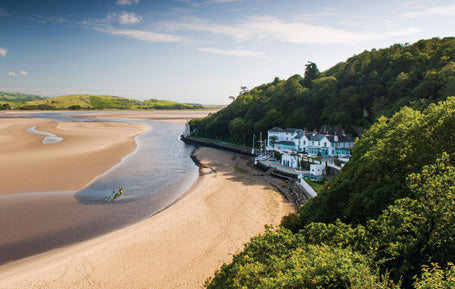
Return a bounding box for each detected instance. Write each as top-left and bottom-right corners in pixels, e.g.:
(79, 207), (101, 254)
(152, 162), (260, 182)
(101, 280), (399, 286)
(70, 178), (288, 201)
(0, 91), (44, 102)
(189, 37), (455, 143)
(1, 94), (204, 110)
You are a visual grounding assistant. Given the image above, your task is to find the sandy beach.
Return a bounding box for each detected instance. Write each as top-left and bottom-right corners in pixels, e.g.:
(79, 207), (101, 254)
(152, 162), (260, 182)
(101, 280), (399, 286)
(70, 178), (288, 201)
(0, 146), (293, 288)
(75, 110), (216, 124)
(0, 117), (149, 194)
(0, 111), (293, 288)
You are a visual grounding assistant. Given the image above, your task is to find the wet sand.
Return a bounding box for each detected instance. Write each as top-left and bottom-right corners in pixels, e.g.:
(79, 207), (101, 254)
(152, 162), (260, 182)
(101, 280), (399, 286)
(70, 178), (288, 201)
(0, 111), (212, 265)
(0, 118), (149, 194)
(0, 117), (151, 264)
(0, 111), (293, 288)
(0, 147), (294, 288)
(75, 110), (215, 124)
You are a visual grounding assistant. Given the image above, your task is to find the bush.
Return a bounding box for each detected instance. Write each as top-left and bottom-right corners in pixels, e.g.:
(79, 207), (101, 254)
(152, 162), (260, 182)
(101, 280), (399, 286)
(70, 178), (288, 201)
(206, 227), (395, 288)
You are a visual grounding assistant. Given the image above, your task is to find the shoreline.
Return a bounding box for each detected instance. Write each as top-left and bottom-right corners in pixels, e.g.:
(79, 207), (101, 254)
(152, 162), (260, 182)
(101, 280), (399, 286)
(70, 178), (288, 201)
(0, 118), (149, 195)
(0, 147), (294, 288)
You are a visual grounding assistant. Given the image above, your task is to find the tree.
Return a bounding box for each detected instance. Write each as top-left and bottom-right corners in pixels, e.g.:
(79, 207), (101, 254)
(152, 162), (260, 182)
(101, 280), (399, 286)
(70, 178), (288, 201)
(205, 228), (397, 289)
(190, 37), (455, 150)
(240, 86), (249, 95)
(301, 61), (320, 88)
(414, 263), (455, 289)
(268, 135), (277, 148)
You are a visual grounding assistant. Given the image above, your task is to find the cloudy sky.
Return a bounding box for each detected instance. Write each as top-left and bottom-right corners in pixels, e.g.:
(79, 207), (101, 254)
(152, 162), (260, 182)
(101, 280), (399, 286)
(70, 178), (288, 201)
(0, 0), (454, 104)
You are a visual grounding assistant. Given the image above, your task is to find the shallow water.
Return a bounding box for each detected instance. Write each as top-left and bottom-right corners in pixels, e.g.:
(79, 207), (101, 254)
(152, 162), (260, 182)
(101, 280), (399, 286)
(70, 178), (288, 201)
(28, 112), (199, 206)
(26, 126), (64, 144)
(0, 112), (199, 264)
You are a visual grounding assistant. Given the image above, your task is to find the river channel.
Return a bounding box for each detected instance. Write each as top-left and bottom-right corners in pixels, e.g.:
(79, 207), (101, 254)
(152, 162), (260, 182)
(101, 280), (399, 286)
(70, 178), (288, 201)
(0, 112), (199, 264)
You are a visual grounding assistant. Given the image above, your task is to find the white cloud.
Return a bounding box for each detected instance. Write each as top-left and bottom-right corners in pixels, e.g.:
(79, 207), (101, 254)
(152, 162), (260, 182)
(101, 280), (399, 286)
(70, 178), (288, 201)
(102, 12), (142, 25)
(0, 47), (7, 56)
(8, 72), (16, 76)
(197, 48), (265, 57)
(117, 0), (139, 6)
(402, 4), (455, 18)
(20, 71), (28, 76)
(206, 0), (243, 3)
(96, 27), (186, 43)
(118, 11), (142, 24)
(162, 16), (420, 45)
(176, 0), (201, 6)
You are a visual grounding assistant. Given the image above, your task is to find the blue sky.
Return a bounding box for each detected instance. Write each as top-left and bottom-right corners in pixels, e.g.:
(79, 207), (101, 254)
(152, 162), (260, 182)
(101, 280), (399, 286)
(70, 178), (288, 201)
(0, 0), (454, 104)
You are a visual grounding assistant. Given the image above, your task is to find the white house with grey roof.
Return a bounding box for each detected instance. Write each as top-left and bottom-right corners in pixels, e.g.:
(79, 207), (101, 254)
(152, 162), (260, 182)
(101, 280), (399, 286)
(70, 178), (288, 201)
(267, 127), (355, 157)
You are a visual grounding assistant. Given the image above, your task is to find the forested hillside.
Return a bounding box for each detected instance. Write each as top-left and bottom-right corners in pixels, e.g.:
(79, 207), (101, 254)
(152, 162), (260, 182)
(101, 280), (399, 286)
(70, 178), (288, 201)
(206, 97), (455, 289)
(190, 37), (455, 143)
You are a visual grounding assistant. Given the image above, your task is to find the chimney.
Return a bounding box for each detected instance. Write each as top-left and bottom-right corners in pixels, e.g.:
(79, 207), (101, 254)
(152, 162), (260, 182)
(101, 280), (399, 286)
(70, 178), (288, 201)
(313, 128), (317, 136)
(334, 131), (338, 142)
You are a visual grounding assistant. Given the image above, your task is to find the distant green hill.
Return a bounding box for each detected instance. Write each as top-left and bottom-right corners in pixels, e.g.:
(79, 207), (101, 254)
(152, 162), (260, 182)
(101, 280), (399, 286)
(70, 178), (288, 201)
(0, 92), (44, 102)
(0, 94), (204, 110)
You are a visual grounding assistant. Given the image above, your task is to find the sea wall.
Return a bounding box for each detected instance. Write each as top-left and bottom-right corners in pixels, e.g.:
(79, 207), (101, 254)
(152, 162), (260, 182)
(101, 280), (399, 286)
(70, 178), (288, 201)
(181, 136), (253, 156)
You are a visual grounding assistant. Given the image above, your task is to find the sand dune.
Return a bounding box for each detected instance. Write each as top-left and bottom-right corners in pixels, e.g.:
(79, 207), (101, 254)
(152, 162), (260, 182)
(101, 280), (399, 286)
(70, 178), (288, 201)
(0, 147), (294, 289)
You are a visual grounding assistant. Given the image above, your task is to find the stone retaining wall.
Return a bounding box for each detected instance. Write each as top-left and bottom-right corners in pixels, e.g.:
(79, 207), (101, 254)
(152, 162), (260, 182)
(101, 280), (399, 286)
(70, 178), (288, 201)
(181, 136), (253, 156)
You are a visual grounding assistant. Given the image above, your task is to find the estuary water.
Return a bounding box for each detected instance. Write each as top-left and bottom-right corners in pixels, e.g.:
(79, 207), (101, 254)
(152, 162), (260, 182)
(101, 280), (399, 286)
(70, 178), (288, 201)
(29, 112), (199, 206)
(0, 112), (199, 264)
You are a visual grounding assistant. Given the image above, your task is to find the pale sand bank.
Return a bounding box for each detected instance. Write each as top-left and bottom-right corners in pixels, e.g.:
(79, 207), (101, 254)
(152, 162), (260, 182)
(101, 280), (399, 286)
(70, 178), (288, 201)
(75, 110), (215, 124)
(0, 118), (149, 194)
(0, 147), (294, 288)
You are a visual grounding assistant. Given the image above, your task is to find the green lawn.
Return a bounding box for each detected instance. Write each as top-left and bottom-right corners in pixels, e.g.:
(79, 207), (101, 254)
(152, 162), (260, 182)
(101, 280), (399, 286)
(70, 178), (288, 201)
(303, 178), (325, 194)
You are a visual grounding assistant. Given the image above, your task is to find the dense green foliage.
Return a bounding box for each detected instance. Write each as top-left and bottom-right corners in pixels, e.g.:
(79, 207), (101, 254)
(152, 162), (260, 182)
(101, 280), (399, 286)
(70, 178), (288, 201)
(413, 263), (455, 289)
(207, 227), (397, 289)
(206, 98), (455, 288)
(0, 94), (203, 110)
(190, 37), (455, 143)
(299, 98), (455, 225)
(0, 91), (44, 102)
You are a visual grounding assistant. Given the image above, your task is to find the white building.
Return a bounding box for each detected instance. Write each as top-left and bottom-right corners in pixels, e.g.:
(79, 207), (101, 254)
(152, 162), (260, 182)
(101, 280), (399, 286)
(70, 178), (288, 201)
(268, 127), (355, 157)
(281, 153), (299, 168)
(310, 163), (326, 176)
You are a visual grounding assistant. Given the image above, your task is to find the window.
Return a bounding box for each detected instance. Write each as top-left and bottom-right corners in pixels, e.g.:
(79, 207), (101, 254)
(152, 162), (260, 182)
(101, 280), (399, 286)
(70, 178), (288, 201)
(324, 142), (327, 147)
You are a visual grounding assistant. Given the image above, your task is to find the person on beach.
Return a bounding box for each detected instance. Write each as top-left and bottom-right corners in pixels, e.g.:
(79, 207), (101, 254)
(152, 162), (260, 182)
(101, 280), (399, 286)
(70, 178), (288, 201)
(109, 188), (124, 201)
